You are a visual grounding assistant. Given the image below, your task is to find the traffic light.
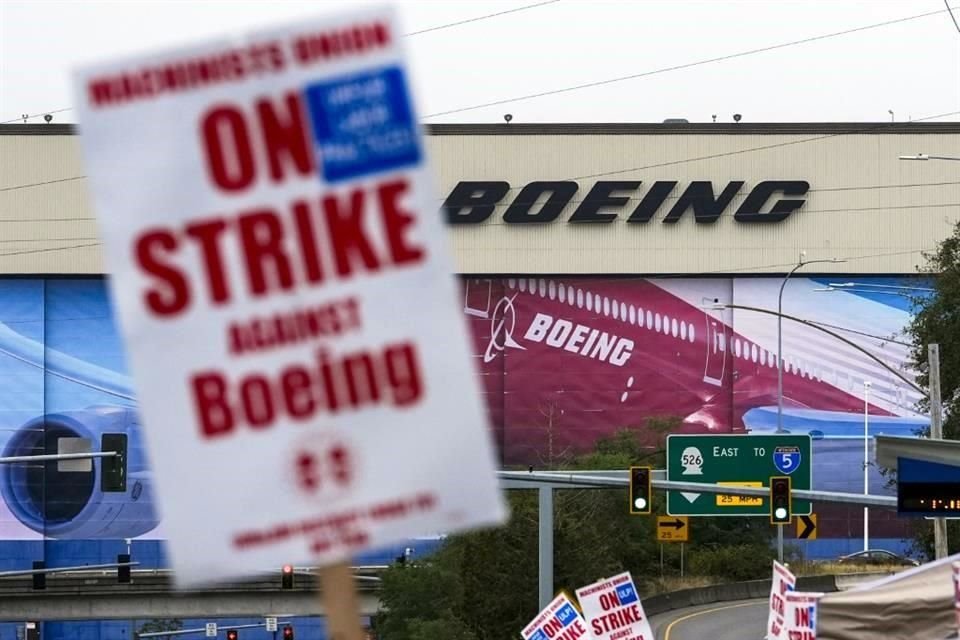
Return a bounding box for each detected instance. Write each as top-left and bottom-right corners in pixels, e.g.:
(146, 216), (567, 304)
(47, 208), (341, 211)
(118, 553), (131, 583)
(281, 564), (294, 589)
(629, 466), (652, 514)
(283, 626), (295, 640)
(770, 476), (792, 524)
(32, 561), (45, 590)
(226, 630), (238, 640)
(101, 433), (128, 492)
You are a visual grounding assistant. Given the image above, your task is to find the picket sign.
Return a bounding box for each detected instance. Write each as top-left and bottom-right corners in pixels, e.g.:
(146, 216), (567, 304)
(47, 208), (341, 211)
(521, 593), (589, 640)
(575, 572), (654, 640)
(766, 561), (797, 640)
(71, 4), (506, 637)
(783, 591), (821, 640)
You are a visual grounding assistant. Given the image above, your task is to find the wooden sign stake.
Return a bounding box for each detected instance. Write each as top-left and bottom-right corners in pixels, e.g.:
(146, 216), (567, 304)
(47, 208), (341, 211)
(319, 561), (367, 640)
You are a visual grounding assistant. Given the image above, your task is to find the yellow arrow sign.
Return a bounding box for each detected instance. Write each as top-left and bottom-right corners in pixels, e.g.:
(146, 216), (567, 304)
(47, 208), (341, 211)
(657, 516), (689, 542)
(797, 514), (817, 540)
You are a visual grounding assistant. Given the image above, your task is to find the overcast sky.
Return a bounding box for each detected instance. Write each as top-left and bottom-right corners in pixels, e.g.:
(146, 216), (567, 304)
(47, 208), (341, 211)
(1, 0), (959, 125)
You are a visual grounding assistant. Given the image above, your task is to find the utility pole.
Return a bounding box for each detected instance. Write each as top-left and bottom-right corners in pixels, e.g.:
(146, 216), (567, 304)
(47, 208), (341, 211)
(538, 486), (554, 610)
(929, 343), (949, 560)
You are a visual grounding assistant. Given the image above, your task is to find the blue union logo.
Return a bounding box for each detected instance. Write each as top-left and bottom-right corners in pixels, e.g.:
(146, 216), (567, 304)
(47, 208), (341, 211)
(773, 446), (801, 475)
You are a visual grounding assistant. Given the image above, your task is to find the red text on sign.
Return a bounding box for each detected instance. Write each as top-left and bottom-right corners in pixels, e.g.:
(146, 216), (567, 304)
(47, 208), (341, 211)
(543, 618), (587, 640)
(201, 93), (314, 192)
(296, 444), (351, 494)
(135, 179), (424, 317)
(227, 296), (360, 356)
(771, 593), (785, 616)
(232, 491), (436, 550)
(191, 341), (422, 439)
(591, 605), (643, 635)
(599, 591), (619, 611)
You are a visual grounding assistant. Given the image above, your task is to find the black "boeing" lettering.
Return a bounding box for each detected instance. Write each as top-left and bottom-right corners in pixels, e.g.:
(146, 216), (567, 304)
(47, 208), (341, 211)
(443, 180), (809, 225)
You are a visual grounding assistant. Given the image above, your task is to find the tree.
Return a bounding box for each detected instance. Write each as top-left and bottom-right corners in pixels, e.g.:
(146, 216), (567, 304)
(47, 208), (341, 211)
(135, 619), (183, 639)
(904, 221), (960, 557)
(908, 225), (960, 438)
(376, 557), (476, 640)
(374, 420), (777, 639)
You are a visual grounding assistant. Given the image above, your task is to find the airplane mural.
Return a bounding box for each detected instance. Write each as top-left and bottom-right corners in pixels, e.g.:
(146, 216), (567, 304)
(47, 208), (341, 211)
(0, 277), (931, 556)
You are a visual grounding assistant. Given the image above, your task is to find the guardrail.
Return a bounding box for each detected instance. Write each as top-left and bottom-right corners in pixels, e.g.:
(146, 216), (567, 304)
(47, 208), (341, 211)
(643, 571), (893, 617)
(0, 570), (384, 620)
(0, 570), (381, 596)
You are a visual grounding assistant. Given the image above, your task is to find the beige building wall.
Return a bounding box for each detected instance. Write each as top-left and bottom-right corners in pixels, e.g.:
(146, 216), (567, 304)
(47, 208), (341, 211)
(2, 123), (958, 275)
(0, 127), (102, 273)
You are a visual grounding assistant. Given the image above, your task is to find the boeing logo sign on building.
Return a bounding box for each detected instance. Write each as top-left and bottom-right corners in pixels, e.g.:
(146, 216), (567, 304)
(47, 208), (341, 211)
(483, 293), (525, 363)
(444, 180), (809, 225)
(484, 294), (633, 366)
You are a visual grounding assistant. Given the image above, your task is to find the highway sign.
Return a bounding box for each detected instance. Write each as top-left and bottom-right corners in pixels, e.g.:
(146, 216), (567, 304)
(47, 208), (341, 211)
(266, 617), (278, 632)
(657, 516), (689, 542)
(205, 623), (217, 637)
(666, 434), (811, 516)
(797, 514), (817, 540)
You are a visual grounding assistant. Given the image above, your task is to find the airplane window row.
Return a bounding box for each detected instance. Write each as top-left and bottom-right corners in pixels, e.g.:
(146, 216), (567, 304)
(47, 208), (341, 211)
(506, 278), (697, 344)
(501, 278), (917, 409)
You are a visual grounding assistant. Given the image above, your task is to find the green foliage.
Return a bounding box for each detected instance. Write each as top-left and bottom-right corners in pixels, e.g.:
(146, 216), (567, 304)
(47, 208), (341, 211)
(135, 619), (183, 639)
(903, 221), (960, 557)
(405, 617), (478, 640)
(687, 544), (774, 581)
(375, 422), (778, 639)
(904, 518), (960, 560)
(906, 228), (956, 437)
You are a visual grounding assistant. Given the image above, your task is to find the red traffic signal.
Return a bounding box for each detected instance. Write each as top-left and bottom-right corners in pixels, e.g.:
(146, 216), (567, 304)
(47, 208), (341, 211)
(281, 564), (294, 589)
(226, 630), (238, 640)
(283, 626), (295, 639)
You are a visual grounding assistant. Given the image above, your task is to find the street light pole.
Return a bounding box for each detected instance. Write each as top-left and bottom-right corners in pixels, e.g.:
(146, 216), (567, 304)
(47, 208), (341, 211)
(777, 256), (845, 433)
(929, 343), (949, 560)
(819, 281), (943, 555)
(896, 150), (953, 558)
(774, 254), (843, 563)
(898, 154), (960, 162)
(863, 380), (871, 552)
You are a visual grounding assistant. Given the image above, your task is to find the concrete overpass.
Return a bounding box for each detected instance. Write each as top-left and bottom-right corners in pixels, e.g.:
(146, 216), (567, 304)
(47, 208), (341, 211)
(0, 570), (382, 621)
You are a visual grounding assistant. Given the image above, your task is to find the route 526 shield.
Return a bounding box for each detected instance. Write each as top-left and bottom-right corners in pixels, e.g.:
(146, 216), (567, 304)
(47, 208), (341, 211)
(773, 446), (801, 475)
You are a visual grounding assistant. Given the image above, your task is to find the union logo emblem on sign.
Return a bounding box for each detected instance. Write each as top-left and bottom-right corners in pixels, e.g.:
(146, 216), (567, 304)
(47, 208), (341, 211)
(773, 446), (801, 475)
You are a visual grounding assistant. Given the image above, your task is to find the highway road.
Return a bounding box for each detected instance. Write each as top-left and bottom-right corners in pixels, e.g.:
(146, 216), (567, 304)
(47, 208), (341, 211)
(650, 599), (768, 640)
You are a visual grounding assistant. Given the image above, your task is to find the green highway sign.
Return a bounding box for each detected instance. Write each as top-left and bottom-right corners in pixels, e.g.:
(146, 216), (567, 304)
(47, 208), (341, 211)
(666, 434), (812, 517)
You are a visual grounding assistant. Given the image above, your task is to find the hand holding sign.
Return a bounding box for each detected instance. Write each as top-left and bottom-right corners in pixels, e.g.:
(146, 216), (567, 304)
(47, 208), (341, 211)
(72, 3), (506, 635)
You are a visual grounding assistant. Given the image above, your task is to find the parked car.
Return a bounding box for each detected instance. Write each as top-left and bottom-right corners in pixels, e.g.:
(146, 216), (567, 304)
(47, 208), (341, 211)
(836, 549), (920, 567)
